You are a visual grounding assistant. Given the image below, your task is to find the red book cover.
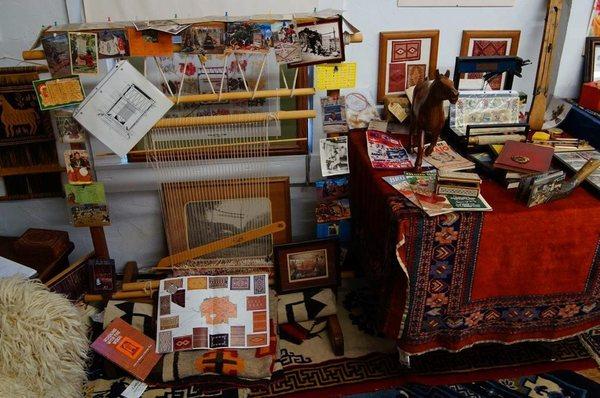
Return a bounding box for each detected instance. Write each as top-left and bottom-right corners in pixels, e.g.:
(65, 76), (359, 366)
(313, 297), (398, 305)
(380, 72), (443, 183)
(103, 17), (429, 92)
(91, 318), (161, 380)
(493, 141), (554, 174)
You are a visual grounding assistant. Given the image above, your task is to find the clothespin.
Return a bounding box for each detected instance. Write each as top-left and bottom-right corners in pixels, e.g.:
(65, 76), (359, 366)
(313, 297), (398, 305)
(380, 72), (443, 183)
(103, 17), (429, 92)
(53, 21), (57, 27)
(333, 65), (339, 73)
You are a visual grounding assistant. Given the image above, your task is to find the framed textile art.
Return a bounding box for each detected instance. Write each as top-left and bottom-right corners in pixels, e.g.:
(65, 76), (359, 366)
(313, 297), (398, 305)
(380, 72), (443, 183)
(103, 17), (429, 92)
(161, 177), (291, 257)
(377, 30), (439, 102)
(274, 239), (338, 293)
(459, 30), (520, 90)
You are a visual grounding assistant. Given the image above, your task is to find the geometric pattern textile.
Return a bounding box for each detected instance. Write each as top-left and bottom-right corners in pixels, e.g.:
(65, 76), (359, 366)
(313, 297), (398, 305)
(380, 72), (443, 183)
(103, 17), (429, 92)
(157, 274), (269, 353)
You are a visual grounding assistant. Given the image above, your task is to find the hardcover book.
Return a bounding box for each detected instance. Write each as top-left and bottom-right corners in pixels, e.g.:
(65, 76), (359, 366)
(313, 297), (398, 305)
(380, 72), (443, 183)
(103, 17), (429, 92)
(91, 318), (161, 380)
(494, 141), (554, 174)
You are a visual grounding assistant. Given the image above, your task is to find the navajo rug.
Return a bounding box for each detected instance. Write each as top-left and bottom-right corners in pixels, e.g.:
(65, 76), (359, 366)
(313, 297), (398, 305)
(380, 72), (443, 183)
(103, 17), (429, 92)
(348, 131), (600, 356)
(346, 370), (600, 398)
(88, 338), (596, 397)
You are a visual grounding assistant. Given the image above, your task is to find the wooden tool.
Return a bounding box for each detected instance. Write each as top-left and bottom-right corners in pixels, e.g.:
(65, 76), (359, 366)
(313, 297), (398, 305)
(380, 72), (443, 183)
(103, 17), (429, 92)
(529, 0), (564, 130)
(156, 221), (286, 268)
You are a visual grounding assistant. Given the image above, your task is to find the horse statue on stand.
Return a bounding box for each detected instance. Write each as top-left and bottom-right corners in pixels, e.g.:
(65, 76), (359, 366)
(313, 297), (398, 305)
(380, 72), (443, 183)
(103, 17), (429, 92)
(409, 69), (459, 170)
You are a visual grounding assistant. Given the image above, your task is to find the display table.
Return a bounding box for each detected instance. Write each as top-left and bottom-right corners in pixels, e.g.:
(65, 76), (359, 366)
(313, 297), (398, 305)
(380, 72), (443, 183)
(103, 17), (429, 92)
(348, 130), (600, 357)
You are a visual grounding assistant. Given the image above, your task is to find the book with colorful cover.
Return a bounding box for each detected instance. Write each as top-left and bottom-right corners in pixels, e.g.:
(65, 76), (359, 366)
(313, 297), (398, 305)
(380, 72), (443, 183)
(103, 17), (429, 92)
(366, 130), (413, 169)
(424, 141), (474, 171)
(91, 318), (161, 380)
(316, 198), (351, 223)
(385, 172), (492, 215)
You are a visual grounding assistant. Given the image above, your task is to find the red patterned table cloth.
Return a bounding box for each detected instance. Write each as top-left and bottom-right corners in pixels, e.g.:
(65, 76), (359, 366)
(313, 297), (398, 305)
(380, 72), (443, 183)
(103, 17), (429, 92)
(348, 131), (600, 356)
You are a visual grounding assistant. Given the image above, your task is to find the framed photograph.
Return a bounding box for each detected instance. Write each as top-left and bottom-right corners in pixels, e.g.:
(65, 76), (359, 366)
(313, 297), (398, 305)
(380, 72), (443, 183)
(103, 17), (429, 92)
(274, 239), (338, 293)
(460, 30), (520, 90)
(584, 37), (600, 83)
(289, 17), (345, 68)
(377, 30), (439, 102)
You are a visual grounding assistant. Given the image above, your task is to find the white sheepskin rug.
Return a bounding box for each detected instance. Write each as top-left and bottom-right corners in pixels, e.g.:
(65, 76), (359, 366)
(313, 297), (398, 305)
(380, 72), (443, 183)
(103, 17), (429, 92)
(0, 277), (88, 397)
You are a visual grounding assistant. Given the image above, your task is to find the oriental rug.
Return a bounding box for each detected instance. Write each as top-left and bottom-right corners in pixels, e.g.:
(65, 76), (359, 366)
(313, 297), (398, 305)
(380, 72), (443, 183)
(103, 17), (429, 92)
(393, 206), (600, 355)
(345, 369), (600, 398)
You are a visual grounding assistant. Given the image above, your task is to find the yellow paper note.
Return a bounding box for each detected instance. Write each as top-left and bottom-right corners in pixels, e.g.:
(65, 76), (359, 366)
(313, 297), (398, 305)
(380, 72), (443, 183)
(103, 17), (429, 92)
(315, 63), (357, 91)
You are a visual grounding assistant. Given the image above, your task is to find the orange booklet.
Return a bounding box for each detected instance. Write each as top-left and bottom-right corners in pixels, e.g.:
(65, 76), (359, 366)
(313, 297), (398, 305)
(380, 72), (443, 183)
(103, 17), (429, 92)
(91, 318), (161, 380)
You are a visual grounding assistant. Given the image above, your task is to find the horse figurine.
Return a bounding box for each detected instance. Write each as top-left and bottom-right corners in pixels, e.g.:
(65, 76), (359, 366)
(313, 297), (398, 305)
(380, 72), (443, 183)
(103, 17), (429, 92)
(409, 70), (459, 170)
(0, 94), (39, 138)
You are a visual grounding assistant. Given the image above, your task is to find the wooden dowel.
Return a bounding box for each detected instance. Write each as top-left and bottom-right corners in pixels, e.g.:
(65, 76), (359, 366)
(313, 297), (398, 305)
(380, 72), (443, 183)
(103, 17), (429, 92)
(98, 137), (307, 157)
(122, 280), (160, 292)
(84, 289), (155, 302)
(155, 110), (316, 128)
(166, 88), (315, 103)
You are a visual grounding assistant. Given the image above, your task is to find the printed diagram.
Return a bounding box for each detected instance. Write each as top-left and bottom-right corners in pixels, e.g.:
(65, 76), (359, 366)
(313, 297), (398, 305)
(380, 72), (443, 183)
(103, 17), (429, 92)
(104, 85), (154, 138)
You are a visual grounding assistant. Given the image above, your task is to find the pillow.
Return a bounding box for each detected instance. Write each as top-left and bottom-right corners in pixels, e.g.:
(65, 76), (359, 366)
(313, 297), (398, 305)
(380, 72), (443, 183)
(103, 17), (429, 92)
(277, 288), (337, 324)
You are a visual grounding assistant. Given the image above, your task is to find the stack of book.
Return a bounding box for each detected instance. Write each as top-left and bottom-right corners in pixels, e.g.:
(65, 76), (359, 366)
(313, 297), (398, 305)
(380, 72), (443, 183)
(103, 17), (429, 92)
(436, 170), (481, 197)
(469, 141), (555, 189)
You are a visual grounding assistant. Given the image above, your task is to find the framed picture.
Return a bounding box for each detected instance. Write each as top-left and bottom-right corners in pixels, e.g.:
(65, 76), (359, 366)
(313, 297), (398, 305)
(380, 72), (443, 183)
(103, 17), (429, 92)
(584, 37), (600, 83)
(460, 30), (520, 90)
(378, 30), (439, 102)
(289, 17), (345, 68)
(274, 239), (338, 293)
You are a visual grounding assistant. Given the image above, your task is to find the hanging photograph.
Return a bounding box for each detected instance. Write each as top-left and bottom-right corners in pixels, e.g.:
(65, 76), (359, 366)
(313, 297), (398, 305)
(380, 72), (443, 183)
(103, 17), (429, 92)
(460, 30), (520, 90)
(97, 29), (129, 58)
(271, 21), (301, 64)
(41, 33), (71, 77)
(54, 110), (86, 143)
(180, 23), (226, 55)
(64, 149), (93, 185)
(319, 136), (349, 177)
(68, 32), (99, 74)
(225, 22), (273, 52)
(289, 17), (345, 68)
(274, 239), (338, 293)
(377, 30), (439, 102)
(70, 204), (111, 227)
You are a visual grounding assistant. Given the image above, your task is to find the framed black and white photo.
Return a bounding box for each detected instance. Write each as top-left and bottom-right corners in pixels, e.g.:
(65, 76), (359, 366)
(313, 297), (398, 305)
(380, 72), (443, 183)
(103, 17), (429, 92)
(319, 136), (349, 177)
(584, 37), (600, 83)
(289, 17), (345, 68)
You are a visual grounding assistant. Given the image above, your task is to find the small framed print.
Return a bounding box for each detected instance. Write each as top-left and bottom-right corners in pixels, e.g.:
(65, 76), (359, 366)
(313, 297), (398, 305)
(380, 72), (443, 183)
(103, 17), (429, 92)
(460, 30), (520, 90)
(378, 30), (439, 102)
(274, 239), (338, 293)
(584, 37), (600, 83)
(289, 17), (345, 68)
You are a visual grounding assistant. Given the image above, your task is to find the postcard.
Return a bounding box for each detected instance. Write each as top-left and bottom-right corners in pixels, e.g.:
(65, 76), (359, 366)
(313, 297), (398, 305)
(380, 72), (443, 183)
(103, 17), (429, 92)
(33, 76), (85, 111)
(316, 198), (351, 223)
(272, 21), (301, 64)
(68, 32), (99, 74)
(41, 33), (71, 77)
(321, 96), (348, 134)
(71, 204), (111, 227)
(180, 23), (226, 55)
(315, 176), (349, 201)
(97, 29), (129, 58)
(225, 22), (272, 52)
(320, 136), (349, 177)
(54, 110), (86, 143)
(128, 28), (173, 57)
(133, 20), (190, 35)
(65, 182), (106, 205)
(64, 149), (93, 185)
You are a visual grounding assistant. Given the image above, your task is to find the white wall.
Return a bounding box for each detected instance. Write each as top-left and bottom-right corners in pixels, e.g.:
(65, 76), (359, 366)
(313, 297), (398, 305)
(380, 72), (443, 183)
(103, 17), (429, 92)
(0, 0), (593, 270)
